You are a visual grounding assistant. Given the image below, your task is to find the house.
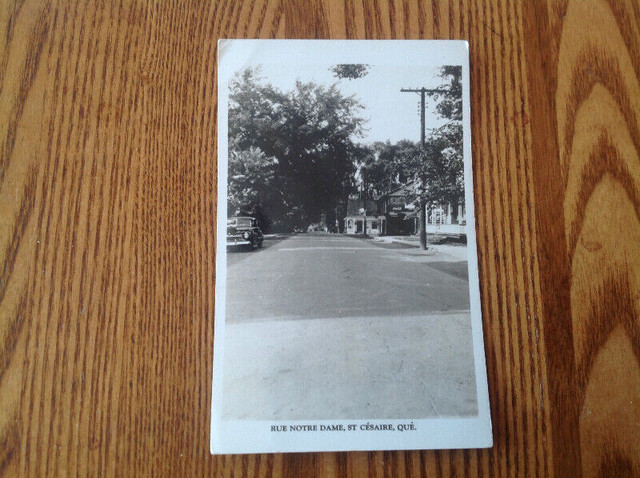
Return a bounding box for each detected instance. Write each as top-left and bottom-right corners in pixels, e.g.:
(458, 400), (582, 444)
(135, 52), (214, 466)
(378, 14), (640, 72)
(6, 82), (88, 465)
(376, 180), (467, 235)
(377, 181), (419, 236)
(343, 198), (385, 235)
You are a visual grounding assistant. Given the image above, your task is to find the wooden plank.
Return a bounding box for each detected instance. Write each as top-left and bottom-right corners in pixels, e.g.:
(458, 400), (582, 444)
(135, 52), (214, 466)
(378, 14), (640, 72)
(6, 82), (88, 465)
(0, 0), (637, 476)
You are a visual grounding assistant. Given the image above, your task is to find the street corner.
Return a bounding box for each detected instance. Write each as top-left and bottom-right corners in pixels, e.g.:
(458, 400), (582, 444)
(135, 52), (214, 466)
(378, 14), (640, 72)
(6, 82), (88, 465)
(384, 241), (468, 264)
(371, 235), (466, 259)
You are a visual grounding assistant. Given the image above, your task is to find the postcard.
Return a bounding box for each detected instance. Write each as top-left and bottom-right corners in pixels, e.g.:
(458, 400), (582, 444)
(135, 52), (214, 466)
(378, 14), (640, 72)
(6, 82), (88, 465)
(211, 39), (492, 454)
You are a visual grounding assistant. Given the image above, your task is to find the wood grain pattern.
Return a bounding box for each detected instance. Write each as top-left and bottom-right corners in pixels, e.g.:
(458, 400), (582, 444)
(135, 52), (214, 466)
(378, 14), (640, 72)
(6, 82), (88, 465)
(524, 0), (640, 476)
(0, 0), (637, 476)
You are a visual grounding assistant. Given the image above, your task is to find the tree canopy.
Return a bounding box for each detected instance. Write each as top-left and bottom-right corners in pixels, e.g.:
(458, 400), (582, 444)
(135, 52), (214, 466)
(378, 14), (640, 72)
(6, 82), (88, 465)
(411, 65), (464, 207)
(227, 64), (464, 234)
(330, 64), (370, 80)
(228, 68), (365, 231)
(428, 65), (462, 121)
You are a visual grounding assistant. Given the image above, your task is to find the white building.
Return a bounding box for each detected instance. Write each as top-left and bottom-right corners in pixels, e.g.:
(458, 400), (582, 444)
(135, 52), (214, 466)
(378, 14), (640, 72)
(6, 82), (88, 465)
(343, 198), (385, 235)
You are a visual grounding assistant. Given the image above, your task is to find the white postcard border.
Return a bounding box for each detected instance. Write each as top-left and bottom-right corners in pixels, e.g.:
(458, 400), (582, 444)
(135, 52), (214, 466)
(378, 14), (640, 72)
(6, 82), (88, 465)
(211, 39), (492, 454)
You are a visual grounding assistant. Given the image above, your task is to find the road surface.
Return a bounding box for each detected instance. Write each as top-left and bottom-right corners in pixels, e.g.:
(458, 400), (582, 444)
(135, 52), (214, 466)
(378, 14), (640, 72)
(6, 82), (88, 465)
(225, 233), (470, 322)
(220, 233), (478, 420)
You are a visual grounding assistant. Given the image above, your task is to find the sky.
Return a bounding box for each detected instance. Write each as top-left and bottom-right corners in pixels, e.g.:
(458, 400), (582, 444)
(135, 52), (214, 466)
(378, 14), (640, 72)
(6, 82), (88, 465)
(241, 63), (452, 145)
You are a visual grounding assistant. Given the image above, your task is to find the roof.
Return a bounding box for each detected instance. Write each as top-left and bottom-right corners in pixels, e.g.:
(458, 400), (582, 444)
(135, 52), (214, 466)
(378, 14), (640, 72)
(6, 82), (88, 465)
(345, 198), (379, 216)
(379, 180), (417, 199)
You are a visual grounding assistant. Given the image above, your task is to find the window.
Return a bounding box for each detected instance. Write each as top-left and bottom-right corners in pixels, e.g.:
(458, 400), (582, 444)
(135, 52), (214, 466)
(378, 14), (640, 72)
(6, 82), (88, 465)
(371, 221), (378, 229)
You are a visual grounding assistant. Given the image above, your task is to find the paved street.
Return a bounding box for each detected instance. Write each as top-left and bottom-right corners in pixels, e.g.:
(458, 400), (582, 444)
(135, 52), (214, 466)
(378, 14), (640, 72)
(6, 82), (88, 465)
(221, 233), (477, 420)
(226, 233), (470, 322)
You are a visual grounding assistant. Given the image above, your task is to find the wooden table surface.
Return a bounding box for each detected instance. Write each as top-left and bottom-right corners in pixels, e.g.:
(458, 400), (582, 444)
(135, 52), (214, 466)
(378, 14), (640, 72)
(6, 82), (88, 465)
(1, 0), (639, 476)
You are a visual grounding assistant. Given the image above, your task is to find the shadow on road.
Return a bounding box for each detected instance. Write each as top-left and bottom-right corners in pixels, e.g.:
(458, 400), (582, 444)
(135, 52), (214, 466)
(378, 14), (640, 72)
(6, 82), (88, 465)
(424, 261), (469, 280)
(225, 235), (292, 267)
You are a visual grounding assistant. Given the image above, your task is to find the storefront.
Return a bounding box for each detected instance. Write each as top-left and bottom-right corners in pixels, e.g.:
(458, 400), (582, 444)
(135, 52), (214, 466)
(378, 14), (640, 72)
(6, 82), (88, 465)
(344, 216), (386, 235)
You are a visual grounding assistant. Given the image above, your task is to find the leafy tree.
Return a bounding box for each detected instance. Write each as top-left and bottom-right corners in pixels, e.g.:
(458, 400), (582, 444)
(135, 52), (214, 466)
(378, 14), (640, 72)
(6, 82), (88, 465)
(370, 140), (422, 191)
(227, 140), (279, 229)
(427, 65), (462, 121)
(423, 65), (464, 207)
(330, 64), (369, 80)
(228, 68), (366, 231)
(409, 123), (463, 206)
(415, 65), (464, 246)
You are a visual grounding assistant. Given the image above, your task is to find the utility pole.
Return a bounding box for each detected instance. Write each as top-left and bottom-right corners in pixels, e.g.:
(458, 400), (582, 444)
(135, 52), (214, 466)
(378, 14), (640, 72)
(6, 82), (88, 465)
(400, 87), (448, 146)
(400, 87), (447, 250)
(361, 167), (367, 238)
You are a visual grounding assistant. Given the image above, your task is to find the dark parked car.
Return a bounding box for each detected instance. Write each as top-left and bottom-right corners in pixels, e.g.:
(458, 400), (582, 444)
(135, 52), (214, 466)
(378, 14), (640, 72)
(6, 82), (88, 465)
(227, 216), (264, 250)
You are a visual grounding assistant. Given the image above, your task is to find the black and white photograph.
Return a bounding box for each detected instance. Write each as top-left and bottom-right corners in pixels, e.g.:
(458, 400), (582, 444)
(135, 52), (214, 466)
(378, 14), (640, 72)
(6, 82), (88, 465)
(211, 40), (491, 454)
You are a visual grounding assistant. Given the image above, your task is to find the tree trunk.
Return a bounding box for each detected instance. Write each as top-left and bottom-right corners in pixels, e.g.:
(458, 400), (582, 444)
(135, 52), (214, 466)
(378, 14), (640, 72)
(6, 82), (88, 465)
(419, 199), (428, 250)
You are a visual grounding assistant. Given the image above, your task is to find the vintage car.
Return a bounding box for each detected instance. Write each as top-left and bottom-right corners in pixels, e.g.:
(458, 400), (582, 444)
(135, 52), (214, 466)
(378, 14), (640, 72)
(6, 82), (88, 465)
(227, 216), (264, 249)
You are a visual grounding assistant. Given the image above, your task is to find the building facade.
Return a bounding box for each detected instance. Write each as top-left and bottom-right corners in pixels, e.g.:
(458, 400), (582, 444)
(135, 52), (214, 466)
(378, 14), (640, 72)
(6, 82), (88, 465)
(344, 181), (466, 236)
(343, 198), (386, 235)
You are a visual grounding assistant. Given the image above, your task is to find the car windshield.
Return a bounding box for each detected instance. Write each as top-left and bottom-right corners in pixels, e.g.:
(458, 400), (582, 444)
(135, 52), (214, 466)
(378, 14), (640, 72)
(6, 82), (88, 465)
(228, 217), (252, 227)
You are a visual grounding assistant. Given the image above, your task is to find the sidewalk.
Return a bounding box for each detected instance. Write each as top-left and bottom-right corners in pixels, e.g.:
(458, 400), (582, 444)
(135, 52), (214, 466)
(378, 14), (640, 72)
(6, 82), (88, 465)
(372, 235), (468, 261)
